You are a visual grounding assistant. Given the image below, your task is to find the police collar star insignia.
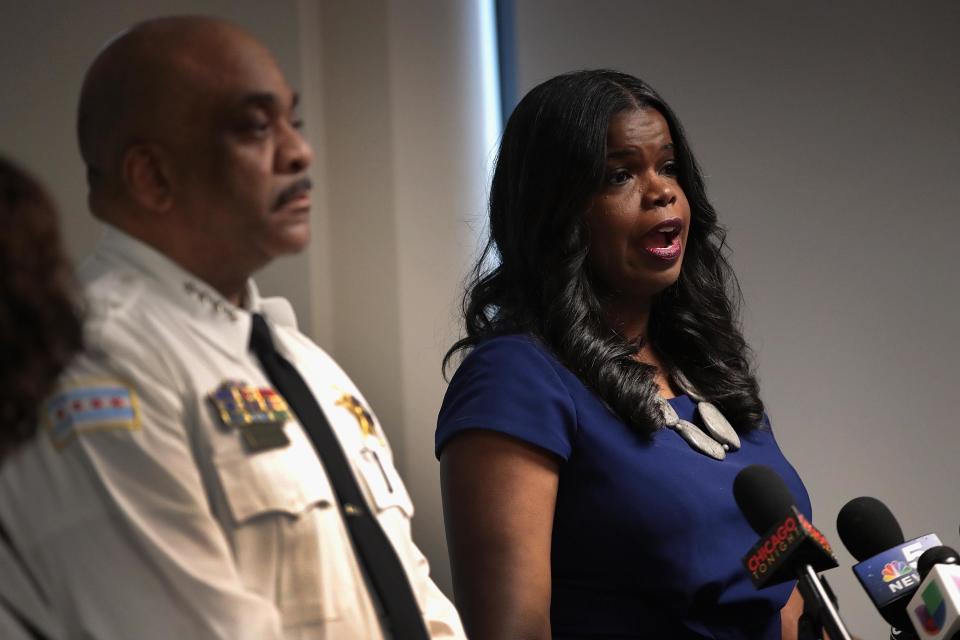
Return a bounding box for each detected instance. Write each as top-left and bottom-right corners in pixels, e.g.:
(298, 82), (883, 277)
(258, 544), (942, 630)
(184, 281), (238, 321)
(207, 381), (291, 452)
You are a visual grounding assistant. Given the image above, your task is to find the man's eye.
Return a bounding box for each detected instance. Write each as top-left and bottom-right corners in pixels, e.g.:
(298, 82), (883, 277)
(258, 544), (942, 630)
(606, 169), (631, 186)
(237, 119), (270, 136)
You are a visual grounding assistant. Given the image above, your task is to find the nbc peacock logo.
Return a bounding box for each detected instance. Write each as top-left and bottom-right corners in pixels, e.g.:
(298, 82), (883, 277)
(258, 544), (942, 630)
(882, 560), (913, 582)
(913, 582), (946, 634)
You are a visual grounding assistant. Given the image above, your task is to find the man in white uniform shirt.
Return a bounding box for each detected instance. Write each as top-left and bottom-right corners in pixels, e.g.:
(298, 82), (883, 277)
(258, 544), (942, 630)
(0, 16), (464, 639)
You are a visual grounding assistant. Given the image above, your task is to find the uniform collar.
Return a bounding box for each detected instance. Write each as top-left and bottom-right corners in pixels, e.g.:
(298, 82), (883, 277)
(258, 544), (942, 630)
(90, 225), (298, 362)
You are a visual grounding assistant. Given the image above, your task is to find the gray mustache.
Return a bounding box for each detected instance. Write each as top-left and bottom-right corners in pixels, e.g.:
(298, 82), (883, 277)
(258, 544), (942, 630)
(273, 178), (313, 210)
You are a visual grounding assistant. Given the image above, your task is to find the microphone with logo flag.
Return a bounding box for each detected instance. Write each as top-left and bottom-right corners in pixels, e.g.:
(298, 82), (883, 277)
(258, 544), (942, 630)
(906, 546), (960, 640)
(837, 496), (943, 639)
(733, 464), (852, 640)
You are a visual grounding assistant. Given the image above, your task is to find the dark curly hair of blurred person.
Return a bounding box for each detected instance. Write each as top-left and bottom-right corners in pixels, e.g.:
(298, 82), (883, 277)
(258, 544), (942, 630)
(0, 157), (83, 458)
(445, 70), (764, 436)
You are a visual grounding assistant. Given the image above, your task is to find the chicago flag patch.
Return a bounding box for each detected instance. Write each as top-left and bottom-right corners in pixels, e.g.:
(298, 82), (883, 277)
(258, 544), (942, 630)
(46, 381), (141, 448)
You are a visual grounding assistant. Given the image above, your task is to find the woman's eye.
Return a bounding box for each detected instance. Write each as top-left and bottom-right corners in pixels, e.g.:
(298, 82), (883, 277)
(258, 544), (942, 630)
(661, 160), (679, 178)
(606, 169), (631, 186)
(290, 118), (305, 131)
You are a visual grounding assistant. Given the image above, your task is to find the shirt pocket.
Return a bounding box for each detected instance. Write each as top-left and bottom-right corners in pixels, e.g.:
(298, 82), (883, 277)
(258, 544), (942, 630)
(215, 446), (334, 522)
(212, 445), (348, 627)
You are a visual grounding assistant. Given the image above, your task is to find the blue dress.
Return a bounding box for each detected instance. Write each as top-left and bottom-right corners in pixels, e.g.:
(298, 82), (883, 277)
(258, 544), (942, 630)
(436, 335), (812, 639)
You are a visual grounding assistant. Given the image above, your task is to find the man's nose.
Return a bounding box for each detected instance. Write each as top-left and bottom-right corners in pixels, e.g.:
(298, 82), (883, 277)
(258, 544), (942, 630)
(277, 124), (314, 174)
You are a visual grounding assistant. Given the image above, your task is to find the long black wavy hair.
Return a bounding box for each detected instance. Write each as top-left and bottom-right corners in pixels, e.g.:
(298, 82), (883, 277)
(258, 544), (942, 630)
(444, 70), (764, 435)
(0, 157), (84, 458)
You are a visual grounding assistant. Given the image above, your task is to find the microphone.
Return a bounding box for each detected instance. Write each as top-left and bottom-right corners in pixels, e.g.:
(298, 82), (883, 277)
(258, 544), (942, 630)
(733, 465), (852, 640)
(906, 546), (960, 639)
(733, 465), (838, 587)
(836, 497), (943, 638)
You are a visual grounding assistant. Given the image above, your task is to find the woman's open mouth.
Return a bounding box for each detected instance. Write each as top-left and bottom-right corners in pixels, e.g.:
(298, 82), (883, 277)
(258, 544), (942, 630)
(641, 218), (683, 262)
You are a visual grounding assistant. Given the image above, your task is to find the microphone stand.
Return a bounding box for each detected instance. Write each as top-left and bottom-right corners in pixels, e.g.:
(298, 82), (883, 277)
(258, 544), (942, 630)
(796, 565), (853, 640)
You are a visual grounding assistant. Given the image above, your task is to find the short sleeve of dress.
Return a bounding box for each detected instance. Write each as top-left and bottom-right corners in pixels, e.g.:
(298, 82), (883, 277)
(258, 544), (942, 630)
(435, 335), (577, 460)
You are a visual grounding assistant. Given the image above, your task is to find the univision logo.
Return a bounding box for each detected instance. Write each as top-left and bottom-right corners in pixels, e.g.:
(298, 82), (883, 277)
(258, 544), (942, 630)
(914, 582), (946, 634)
(883, 561), (913, 582)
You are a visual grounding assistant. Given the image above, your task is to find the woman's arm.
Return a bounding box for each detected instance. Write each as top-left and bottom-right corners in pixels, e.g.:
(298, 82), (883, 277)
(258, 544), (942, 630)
(440, 429), (561, 640)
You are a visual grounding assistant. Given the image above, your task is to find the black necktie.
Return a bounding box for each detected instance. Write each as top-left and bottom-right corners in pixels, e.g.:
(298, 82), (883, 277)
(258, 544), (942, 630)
(249, 314), (430, 639)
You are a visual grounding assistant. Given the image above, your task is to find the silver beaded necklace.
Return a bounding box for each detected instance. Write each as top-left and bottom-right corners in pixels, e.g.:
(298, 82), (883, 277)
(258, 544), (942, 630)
(655, 369), (740, 461)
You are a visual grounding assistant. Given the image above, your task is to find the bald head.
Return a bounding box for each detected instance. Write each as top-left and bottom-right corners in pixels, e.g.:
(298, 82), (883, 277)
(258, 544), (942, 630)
(75, 16), (313, 299)
(77, 16), (277, 212)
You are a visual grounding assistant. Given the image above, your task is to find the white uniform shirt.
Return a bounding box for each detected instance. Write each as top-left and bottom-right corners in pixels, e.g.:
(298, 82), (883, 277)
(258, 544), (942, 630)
(0, 539), (62, 640)
(0, 227), (465, 640)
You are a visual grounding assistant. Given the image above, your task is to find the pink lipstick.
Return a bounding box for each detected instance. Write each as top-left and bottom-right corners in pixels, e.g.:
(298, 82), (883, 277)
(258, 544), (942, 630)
(641, 218), (683, 262)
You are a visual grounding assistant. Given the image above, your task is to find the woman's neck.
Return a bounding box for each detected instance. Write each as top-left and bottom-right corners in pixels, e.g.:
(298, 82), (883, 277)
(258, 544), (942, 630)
(601, 298), (650, 343)
(602, 298), (676, 397)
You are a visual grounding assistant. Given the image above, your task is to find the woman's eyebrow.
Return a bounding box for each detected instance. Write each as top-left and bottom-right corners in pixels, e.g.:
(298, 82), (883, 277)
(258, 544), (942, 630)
(606, 142), (674, 159)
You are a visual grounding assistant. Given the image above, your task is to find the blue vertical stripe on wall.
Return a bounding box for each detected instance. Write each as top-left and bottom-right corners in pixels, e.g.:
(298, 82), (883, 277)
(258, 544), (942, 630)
(495, 0), (519, 121)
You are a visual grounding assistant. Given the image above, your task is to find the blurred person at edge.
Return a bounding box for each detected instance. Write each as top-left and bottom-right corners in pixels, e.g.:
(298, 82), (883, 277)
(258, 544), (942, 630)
(0, 157), (82, 639)
(437, 70), (814, 640)
(0, 17), (464, 640)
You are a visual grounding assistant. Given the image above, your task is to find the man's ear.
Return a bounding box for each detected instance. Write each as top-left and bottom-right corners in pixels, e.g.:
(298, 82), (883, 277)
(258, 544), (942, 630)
(121, 143), (174, 212)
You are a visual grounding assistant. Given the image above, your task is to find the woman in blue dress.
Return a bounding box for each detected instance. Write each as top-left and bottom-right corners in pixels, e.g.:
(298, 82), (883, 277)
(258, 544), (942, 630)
(436, 70), (811, 639)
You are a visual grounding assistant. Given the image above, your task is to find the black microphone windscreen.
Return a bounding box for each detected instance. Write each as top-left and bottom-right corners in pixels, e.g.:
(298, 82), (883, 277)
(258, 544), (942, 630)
(916, 545), (960, 580)
(836, 497), (904, 561)
(733, 464), (796, 535)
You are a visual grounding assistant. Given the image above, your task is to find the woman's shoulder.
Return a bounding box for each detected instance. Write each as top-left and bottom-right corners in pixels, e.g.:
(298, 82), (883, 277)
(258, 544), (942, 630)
(464, 332), (548, 357)
(437, 333), (579, 459)
(452, 333), (563, 378)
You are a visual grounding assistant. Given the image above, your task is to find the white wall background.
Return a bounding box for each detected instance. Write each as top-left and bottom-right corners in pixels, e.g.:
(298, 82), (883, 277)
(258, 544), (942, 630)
(309, 0), (494, 596)
(3, 1), (958, 638)
(506, 0), (960, 637)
